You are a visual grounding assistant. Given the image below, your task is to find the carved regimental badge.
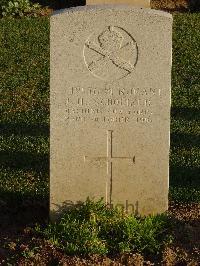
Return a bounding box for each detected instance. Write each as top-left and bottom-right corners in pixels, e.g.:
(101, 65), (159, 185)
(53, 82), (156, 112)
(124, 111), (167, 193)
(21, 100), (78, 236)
(83, 26), (138, 81)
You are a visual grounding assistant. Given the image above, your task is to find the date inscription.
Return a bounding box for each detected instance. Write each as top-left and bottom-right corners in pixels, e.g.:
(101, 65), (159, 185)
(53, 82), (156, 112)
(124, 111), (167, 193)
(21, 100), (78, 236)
(65, 86), (162, 124)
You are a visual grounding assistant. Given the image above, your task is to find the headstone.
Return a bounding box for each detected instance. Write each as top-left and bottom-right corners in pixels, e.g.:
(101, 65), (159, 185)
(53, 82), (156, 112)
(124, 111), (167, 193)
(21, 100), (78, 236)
(87, 0), (150, 8)
(50, 5), (172, 219)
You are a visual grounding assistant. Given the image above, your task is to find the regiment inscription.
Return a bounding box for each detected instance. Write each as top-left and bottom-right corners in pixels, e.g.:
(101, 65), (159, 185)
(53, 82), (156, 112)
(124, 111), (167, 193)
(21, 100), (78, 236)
(83, 26), (138, 81)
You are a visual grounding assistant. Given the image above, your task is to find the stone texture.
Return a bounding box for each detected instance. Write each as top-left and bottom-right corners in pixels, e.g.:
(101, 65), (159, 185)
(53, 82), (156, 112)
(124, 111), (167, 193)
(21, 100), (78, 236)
(86, 0), (150, 8)
(50, 6), (172, 219)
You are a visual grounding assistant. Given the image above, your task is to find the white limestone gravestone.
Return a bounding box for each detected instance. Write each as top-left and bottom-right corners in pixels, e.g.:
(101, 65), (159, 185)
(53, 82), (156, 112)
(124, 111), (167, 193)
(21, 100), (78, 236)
(50, 5), (172, 218)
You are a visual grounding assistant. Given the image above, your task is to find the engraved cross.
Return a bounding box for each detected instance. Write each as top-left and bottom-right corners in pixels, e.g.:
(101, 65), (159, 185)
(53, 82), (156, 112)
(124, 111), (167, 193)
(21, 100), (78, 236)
(84, 130), (135, 204)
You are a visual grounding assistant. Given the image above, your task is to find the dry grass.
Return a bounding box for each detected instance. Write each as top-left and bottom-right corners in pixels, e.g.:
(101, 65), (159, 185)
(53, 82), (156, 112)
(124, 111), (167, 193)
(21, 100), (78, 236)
(151, 0), (200, 12)
(152, 0), (189, 11)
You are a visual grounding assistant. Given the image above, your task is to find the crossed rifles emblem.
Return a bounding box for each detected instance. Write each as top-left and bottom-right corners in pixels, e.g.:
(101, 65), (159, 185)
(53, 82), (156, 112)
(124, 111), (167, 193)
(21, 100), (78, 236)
(84, 26), (137, 78)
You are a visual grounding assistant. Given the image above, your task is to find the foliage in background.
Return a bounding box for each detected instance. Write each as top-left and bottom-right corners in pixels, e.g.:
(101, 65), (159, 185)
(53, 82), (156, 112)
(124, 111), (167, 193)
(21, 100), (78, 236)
(1, 0), (41, 17)
(37, 199), (172, 256)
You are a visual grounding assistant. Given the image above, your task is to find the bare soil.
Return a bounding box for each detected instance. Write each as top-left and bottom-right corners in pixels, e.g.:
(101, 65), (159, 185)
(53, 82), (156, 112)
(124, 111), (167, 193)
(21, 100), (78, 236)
(0, 202), (199, 265)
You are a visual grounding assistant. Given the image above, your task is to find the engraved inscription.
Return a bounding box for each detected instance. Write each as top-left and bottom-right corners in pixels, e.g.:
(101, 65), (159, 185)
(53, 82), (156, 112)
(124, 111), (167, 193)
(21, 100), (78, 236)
(83, 26), (138, 81)
(65, 86), (162, 124)
(84, 130), (135, 204)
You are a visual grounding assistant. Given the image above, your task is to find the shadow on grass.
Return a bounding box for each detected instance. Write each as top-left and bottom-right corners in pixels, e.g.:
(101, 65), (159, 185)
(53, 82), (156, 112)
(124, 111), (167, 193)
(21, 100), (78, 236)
(0, 122), (49, 137)
(0, 151), (49, 228)
(170, 106), (200, 203)
(170, 165), (200, 203)
(171, 132), (200, 148)
(0, 121), (49, 228)
(0, 151), (49, 173)
(170, 166), (200, 187)
(171, 107), (200, 121)
(0, 122), (49, 174)
(0, 190), (49, 229)
(189, 0), (200, 12)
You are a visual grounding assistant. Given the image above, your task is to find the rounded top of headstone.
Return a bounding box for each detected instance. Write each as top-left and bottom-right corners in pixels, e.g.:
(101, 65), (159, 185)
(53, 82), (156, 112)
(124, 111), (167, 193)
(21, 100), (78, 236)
(52, 5), (172, 20)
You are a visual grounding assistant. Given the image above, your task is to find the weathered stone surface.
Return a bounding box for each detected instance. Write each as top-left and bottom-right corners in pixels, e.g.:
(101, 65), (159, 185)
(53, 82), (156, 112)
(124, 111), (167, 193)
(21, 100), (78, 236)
(50, 6), (172, 218)
(86, 0), (150, 8)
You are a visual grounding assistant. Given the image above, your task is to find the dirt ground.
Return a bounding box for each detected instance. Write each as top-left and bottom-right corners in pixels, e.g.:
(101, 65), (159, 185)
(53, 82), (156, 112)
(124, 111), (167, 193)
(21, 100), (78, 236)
(0, 202), (199, 265)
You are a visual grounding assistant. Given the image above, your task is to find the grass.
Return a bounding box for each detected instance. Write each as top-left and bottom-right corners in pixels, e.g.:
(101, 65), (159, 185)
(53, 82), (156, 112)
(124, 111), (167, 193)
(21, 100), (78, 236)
(37, 199), (172, 256)
(0, 10), (200, 253)
(170, 13), (200, 203)
(0, 18), (49, 225)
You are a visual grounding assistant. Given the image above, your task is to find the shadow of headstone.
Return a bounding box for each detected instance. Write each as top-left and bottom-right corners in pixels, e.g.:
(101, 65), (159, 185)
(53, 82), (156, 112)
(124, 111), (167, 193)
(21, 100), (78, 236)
(0, 122), (50, 229)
